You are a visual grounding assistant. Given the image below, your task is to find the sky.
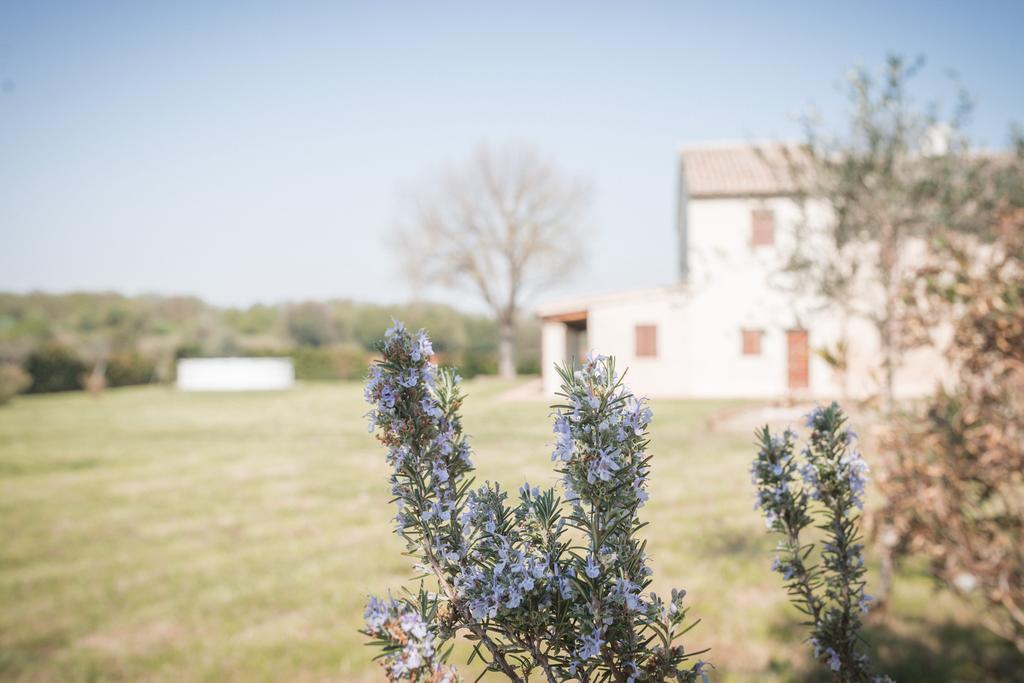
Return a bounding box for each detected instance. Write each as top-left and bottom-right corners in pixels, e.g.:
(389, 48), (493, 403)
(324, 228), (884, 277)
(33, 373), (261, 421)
(1, 1), (1022, 312)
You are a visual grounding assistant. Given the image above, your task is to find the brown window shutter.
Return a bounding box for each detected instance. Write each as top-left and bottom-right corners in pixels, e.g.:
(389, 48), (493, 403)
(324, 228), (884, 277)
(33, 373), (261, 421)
(635, 325), (657, 358)
(751, 209), (775, 246)
(742, 329), (762, 355)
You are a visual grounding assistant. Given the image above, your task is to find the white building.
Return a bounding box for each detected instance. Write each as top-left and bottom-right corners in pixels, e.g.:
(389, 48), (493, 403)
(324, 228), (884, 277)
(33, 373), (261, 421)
(538, 143), (946, 399)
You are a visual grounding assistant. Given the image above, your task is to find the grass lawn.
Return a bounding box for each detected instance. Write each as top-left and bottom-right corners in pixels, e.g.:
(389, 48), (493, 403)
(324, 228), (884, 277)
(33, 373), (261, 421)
(1, 381), (1021, 682)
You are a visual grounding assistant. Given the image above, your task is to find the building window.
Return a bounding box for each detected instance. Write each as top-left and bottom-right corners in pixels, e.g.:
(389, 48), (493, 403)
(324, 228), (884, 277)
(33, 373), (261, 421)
(741, 329), (763, 356)
(635, 325), (657, 358)
(751, 209), (774, 246)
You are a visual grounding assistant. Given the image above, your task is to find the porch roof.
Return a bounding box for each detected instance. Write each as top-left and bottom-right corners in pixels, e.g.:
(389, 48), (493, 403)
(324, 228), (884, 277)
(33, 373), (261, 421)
(536, 284), (686, 321)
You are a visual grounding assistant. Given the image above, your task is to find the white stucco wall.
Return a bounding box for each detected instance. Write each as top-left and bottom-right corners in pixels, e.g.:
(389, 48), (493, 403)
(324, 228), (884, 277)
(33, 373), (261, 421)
(685, 196), (824, 397)
(541, 322), (568, 395)
(585, 290), (691, 397)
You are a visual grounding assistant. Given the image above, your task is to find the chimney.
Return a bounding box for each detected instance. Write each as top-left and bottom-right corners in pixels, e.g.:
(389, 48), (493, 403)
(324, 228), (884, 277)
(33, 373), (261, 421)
(922, 122), (953, 156)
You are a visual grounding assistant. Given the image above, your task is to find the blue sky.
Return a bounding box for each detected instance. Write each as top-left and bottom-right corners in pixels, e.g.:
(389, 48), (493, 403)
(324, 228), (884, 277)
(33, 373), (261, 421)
(1, 1), (1021, 310)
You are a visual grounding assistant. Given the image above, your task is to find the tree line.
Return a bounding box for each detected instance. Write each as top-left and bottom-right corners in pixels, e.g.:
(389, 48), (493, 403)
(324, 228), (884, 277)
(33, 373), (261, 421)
(0, 292), (541, 396)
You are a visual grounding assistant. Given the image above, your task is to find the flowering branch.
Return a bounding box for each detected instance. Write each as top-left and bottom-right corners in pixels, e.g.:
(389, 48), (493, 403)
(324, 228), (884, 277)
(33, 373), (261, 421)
(752, 403), (890, 683)
(362, 592), (459, 682)
(361, 322), (709, 681)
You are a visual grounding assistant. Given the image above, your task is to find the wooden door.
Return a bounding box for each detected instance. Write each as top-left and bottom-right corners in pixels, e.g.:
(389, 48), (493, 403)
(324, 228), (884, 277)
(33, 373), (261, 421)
(786, 329), (809, 390)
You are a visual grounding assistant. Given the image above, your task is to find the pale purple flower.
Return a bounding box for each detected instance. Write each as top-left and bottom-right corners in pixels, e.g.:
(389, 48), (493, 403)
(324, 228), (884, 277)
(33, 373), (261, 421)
(584, 554), (601, 579)
(411, 331), (433, 361)
(577, 630), (604, 659)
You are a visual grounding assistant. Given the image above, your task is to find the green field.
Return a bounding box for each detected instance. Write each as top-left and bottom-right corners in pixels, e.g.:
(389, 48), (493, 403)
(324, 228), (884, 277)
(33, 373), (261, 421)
(1, 382), (1020, 682)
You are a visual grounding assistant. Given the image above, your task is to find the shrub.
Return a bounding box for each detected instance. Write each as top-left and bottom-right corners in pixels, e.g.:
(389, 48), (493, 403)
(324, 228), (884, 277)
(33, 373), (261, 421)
(174, 343), (203, 359)
(0, 363), (31, 405)
(24, 344), (85, 393)
(450, 348), (496, 378)
(359, 322), (894, 681)
(360, 322), (708, 682)
(106, 352), (156, 387)
(291, 347), (335, 380)
(286, 301), (335, 347)
(292, 346), (370, 381)
(752, 404), (889, 682)
(515, 355), (541, 376)
(880, 211), (1024, 652)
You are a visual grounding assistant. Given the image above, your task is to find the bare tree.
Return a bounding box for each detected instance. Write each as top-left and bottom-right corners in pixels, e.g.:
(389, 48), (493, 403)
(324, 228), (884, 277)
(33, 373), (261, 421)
(393, 143), (590, 378)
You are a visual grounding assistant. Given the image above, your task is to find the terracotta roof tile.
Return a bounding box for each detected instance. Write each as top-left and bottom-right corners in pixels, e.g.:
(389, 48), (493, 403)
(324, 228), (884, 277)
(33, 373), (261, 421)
(681, 144), (806, 198)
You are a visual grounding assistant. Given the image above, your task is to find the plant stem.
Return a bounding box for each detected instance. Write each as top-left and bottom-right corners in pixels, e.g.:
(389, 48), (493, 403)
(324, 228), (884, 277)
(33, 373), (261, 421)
(424, 551), (523, 681)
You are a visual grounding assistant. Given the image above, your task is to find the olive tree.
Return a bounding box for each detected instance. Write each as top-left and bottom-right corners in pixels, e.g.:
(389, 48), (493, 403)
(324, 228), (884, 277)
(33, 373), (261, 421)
(777, 55), (1006, 414)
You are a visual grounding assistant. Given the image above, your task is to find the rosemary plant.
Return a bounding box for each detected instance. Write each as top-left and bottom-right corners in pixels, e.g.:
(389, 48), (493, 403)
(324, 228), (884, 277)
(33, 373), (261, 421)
(751, 403), (890, 683)
(361, 321), (708, 682)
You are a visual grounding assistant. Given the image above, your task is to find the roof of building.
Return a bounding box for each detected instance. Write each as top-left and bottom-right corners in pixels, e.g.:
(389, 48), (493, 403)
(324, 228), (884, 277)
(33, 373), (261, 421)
(537, 284), (688, 319)
(680, 143), (806, 199)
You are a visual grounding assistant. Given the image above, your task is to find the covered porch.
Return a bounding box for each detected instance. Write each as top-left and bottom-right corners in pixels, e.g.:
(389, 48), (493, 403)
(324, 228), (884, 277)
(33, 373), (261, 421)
(539, 309), (588, 394)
